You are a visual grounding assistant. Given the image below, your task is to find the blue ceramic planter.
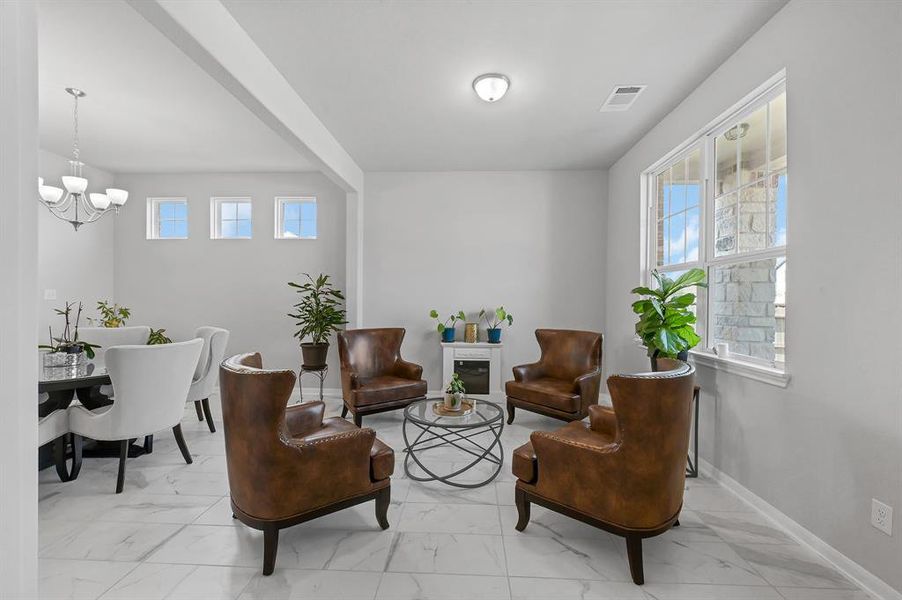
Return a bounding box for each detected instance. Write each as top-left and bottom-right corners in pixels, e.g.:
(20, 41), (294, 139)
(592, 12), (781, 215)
(487, 328), (502, 343)
(441, 327), (456, 343)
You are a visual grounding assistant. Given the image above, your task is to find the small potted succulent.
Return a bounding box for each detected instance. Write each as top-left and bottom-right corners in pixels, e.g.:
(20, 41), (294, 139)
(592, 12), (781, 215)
(288, 273), (348, 369)
(480, 306), (513, 344)
(444, 372), (466, 411)
(39, 301), (100, 367)
(90, 300), (131, 328)
(632, 268), (707, 370)
(430, 310), (466, 343)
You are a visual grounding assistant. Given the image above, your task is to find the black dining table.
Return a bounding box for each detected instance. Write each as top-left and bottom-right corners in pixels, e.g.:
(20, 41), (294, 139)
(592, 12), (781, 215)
(38, 360), (151, 478)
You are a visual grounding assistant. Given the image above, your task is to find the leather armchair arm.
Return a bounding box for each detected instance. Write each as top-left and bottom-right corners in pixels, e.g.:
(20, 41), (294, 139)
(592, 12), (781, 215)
(288, 428), (377, 496)
(574, 369), (602, 412)
(588, 404), (617, 438)
(394, 359), (423, 381)
(285, 401), (325, 437)
(513, 362), (545, 382)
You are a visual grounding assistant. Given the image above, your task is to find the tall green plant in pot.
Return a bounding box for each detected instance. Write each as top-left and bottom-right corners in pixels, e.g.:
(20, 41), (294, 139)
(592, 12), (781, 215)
(288, 273), (347, 368)
(632, 269), (707, 371)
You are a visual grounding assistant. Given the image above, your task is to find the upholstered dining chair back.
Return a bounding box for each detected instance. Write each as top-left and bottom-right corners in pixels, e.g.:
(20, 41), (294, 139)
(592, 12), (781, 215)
(606, 358), (696, 523)
(99, 339), (203, 440)
(534, 329), (602, 382)
(191, 326), (230, 390)
(337, 328), (407, 379)
(78, 326), (151, 362)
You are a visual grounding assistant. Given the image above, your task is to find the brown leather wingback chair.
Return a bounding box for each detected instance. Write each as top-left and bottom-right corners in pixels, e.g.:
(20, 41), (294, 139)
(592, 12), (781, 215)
(219, 353), (394, 576)
(512, 359), (696, 585)
(337, 328), (427, 426)
(505, 329), (603, 424)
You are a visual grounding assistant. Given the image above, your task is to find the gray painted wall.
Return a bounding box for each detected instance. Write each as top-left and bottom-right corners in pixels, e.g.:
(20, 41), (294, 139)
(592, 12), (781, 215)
(112, 172), (347, 388)
(604, 0), (902, 591)
(363, 170), (607, 392)
(38, 149), (115, 339)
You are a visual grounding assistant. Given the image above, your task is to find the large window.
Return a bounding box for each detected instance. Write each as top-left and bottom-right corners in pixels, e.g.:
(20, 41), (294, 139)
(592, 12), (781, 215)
(646, 79), (786, 369)
(146, 197), (188, 240)
(211, 197), (252, 239)
(274, 196), (317, 239)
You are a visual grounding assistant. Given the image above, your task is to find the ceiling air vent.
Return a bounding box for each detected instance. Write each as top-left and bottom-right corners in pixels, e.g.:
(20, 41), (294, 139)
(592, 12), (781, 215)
(599, 85), (647, 112)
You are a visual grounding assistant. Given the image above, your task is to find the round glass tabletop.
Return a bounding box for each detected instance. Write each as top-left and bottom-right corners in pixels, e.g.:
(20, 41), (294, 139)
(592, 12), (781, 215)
(404, 397), (503, 428)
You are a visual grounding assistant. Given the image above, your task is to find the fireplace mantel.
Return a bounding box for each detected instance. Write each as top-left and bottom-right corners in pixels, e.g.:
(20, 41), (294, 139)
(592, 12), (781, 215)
(441, 342), (504, 402)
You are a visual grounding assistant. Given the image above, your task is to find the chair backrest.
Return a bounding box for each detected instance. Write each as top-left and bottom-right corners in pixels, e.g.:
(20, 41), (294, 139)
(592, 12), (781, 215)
(535, 329), (603, 381)
(193, 326), (230, 383)
(607, 359), (696, 523)
(338, 328), (405, 379)
(104, 339), (203, 438)
(219, 353), (298, 516)
(78, 326), (151, 363)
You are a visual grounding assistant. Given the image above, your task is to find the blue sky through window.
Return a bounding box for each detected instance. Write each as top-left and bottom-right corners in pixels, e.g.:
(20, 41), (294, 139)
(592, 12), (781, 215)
(157, 200), (187, 239)
(280, 200), (317, 239)
(217, 200), (252, 239)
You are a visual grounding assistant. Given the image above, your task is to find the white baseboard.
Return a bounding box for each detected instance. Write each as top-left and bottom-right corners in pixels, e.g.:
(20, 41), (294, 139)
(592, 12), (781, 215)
(699, 459), (901, 600)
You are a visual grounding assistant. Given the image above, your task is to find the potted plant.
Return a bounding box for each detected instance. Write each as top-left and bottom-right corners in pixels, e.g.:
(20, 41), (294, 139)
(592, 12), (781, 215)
(444, 372), (466, 411)
(632, 269), (707, 371)
(288, 273), (347, 369)
(39, 301), (100, 367)
(479, 306), (513, 344)
(90, 300), (131, 328)
(147, 328), (172, 345)
(430, 310), (466, 343)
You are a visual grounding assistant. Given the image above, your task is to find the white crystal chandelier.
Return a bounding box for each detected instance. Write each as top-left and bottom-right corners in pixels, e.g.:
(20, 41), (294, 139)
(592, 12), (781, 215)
(38, 87), (128, 230)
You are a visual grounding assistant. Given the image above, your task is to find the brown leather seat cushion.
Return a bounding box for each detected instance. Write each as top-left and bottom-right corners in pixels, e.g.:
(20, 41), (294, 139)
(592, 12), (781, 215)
(512, 441), (537, 483)
(293, 417), (394, 481)
(506, 377), (579, 413)
(352, 376), (427, 407)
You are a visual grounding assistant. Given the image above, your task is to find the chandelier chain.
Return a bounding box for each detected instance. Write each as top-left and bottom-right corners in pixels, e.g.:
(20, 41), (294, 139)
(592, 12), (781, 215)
(72, 93), (80, 161)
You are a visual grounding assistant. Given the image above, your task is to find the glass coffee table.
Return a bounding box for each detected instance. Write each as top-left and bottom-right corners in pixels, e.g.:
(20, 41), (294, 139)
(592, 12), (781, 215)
(402, 398), (504, 488)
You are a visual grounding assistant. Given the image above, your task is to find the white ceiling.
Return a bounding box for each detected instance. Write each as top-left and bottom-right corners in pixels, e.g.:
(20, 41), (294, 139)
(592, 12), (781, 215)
(223, 0), (786, 171)
(38, 0), (316, 174)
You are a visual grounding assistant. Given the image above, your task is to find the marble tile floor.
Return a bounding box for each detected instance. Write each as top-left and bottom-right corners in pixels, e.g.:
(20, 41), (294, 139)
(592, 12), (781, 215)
(38, 393), (875, 600)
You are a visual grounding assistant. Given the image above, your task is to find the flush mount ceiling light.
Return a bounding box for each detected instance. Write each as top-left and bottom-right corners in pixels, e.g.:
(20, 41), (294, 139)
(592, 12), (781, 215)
(38, 87), (128, 230)
(473, 73), (510, 102)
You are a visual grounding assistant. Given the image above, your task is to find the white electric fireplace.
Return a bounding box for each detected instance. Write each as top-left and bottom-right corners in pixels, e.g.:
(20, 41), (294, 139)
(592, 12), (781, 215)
(441, 342), (504, 402)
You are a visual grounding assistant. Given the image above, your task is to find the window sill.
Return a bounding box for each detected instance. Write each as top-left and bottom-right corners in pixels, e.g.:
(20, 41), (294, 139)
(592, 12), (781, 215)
(689, 349), (790, 388)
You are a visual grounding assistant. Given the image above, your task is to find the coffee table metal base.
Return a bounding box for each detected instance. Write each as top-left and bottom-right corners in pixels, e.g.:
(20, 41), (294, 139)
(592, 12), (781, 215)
(403, 414), (504, 489)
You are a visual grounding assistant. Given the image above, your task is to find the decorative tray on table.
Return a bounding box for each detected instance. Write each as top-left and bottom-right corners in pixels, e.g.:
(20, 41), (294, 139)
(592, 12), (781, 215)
(432, 398), (475, 417)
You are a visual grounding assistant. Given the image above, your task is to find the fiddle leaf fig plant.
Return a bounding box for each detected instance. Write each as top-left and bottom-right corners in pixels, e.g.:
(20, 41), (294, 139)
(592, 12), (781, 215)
(632, 269), (707, 358)
(429, 309), (466, 334)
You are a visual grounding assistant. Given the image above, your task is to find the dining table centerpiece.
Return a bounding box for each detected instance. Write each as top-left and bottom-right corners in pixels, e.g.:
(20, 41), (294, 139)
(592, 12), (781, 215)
(39, 301), (100, 367)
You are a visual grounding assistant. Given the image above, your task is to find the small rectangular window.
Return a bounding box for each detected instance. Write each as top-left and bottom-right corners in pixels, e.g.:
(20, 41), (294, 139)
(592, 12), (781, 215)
(274, 196), (317, 240)
(211, 197), (252, 239)
(146, 197), (188, 240)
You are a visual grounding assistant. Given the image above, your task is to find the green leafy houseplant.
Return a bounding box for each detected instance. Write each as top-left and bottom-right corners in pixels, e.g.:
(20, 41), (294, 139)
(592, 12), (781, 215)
(444, 373), (466, 410)
(429, 310), (466, 334)
(479, 306), (513, 343)
(91, 300), (131, 328)
(632, 269), (707, 367)
(288, 273), (347, 368)
(39, 301), (100, 359)
(147, 328), (172, 345)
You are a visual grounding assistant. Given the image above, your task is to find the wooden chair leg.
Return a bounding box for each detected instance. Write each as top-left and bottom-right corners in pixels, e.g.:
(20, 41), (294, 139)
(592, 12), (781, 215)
(626, 535), (644, 585)
(354, 412), (363, 428)
(173, 423), (193, 464)
(53, 435), (69, 482)
(194, 401), (204, 421)
(515, 487), (531, 531)
(69, 434), (83, 480)
(262, 526), (279, 576)
(341, 404), (349, 418)
(507, 401), (516, 425)
(201, 398), (216, 433)
(375, 486), (390, 530)
(116, 440), (129, 494)
(673, 519), (680, 527)
(144, 435), (154, 453)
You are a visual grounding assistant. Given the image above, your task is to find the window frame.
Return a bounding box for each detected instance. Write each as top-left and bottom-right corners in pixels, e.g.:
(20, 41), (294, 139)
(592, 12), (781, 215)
(274, 196), (317, 240)
(210, 196), (253, 240)
(641, 71), (789, 384)
(146, 197), (189, 240)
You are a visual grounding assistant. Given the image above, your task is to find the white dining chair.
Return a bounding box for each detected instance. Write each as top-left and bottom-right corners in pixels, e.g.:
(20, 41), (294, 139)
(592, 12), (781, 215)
(68, 338), (203, 493)
(77, 326), (151, 398)
(186, 326), (230, 433)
